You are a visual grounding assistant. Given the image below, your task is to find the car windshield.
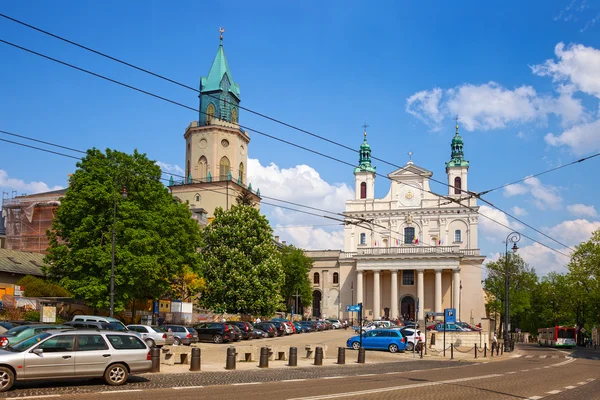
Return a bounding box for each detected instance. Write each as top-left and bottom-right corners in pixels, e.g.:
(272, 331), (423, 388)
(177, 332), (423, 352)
(150, 326), (166, 333)
(106, 322), (127, 331)
(9, 332), (51, 352)
(5, 325), (29, 335)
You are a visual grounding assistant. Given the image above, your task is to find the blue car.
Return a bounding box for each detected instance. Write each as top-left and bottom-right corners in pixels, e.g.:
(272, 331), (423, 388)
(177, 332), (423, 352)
(346, 328), (407, 353)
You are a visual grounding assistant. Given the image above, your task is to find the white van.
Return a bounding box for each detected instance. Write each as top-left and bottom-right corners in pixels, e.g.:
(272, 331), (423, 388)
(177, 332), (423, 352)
(72, 315), (128, 331)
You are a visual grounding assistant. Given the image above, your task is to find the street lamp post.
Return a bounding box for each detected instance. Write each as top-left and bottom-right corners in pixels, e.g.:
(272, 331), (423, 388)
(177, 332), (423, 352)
(110, 186), (127, 318)
(503, 231), (520, 352)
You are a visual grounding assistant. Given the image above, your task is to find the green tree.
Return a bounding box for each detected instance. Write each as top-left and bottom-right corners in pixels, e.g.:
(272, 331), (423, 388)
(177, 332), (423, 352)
(280, 244), (313, 310)
(235, 188), (256, 207)
(198, 205), (284, 315)
(44, 148), (202, 312)
(17, 275), (70, 297)
(483, 253), (538, 336)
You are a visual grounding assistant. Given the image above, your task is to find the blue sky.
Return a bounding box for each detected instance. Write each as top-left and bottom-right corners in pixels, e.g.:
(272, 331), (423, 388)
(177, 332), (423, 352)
(1, 0), (600, 276)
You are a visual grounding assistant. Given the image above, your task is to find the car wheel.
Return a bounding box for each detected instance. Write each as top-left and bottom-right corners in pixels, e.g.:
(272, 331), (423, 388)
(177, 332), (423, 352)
(388, 344), (399, 353)
(173, 337), (182, 346)
(406, 342), (414, 352)
(0, 367), (14, 392)
(104, 363), (129, 386)
(351, 341), (361, 350)
(213, 334), (223, 344)
(145, 338), (155, 348)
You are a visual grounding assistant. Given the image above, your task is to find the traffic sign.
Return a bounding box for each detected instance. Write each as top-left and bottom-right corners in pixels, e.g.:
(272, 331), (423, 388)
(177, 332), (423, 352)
(346, 304), (361, 312)
(445, 308), (456, 323)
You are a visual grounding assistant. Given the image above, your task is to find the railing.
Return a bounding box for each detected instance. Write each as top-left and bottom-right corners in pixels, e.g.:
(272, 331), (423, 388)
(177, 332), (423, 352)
(340, 252), (357, 259)
(459, 248), (481, 256)
(356, 246), (460, 256)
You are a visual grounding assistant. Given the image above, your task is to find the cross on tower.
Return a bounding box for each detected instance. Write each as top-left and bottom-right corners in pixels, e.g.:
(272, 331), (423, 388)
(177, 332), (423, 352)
(219, 27), (225, 40)
(362, 123), (369, 137)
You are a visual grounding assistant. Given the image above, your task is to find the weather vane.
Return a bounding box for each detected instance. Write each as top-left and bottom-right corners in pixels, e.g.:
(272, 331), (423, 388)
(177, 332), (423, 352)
(219, 27), (225, 40)
(362, 122), (369, 137)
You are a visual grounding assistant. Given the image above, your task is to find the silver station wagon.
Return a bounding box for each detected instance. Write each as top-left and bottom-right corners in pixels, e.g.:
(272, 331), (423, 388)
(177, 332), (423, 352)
(0, 329), (152, 392)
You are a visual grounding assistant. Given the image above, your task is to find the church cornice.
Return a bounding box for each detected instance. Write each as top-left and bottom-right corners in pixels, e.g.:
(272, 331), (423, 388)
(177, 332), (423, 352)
(184, 122), (250, 143)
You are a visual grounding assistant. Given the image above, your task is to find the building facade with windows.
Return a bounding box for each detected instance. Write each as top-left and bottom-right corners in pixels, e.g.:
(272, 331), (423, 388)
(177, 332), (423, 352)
(307, 126), (486, 325)
(169, 32), (260, 221)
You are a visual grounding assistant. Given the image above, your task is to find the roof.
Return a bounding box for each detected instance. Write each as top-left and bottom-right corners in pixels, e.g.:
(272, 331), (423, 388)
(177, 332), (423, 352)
(200, 39), (241, 99)
(0, 248), (46, 276)
(14, 189), (67, 199)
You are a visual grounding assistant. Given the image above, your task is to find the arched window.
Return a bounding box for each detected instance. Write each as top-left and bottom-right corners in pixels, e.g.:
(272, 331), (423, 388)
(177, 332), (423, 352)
(333, 272), (339, 284)
(404, 227), (415, 244)
(231, 107), (238, 123)
(198, 156), (208, 182)
(360, 182), (367, 199)
(206, 103), (215, 124)
(360, 233), (366, 245)
(195, 194), (200, 202)
(455, 229), (462, 243)
(313, 272), (320, 285)
(219, 156), (230, 181)
(238, 162), (244, 184)
(454, 177), (462, 195)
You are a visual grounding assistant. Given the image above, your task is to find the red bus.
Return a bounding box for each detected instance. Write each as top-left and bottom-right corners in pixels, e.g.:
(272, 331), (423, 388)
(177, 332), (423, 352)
(538, 326), (576, 348)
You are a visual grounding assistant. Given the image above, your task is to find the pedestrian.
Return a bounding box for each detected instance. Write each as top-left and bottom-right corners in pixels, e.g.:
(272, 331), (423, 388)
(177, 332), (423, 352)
(222, 317), (226, 323)
(492, 332), (498, 351)
(157, 316), (164, 326)
(256, 317), (261, 323)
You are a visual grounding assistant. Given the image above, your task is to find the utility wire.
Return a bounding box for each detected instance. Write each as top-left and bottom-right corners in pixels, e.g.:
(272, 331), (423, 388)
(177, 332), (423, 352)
(0, 40), (573, 260)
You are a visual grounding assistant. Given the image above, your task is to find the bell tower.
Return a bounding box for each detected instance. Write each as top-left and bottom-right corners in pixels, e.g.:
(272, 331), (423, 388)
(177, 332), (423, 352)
(445, 122), (469, 197)
(354, 127), (376, 200)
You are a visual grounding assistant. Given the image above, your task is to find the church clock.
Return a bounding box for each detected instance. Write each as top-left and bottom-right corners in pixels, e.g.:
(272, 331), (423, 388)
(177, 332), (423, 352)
(397, 184), (422, 207)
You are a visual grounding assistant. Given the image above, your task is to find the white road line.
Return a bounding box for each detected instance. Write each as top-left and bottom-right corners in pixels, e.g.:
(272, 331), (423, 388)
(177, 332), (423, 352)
(547, 390), (562, 394)
(322, 376), (345, 379)
(172, 386), (204, 390)
(587, 378), (595, 381)
(232, 382), (262, 386)
(521, 369), (530, 372)
(287, 374), (504, 400)
(525, 355), (534, 358)
(551, 355), (559, 359)
(507, 371), (517, 374)
(528, 397), (543, 400)
(564, 386), (577, 389)
(98, 390), (144, 394)
(282, 379), (307, 382)
(357, 373), (376, 377)
(539, 355), (547, 359)
(511, 355), (522, 358)
(6, 396), (62, 400)
(385, 372), (398, 375)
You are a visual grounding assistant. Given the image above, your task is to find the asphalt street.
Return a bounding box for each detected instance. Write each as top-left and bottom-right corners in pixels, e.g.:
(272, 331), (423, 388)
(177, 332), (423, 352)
(2, 344), (600, 399)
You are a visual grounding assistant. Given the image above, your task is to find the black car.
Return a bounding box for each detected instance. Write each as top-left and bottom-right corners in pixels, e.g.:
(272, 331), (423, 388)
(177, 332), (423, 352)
(226, 323), (243, 341)
(193, 322), (233, 344)
(263, 321), (286, 336)
(228, 321), (254, 340)
(254, 322), (276, 337)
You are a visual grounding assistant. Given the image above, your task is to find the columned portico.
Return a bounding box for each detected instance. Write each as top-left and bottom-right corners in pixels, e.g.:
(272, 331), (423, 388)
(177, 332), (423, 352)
(391, 270), (398, 320)
(417, 269), (424, 321)
(356, 270), (363, 305)
(434, 269), (443, 316)
(373, 270), (381, 320)
(453, 268), (461, 321)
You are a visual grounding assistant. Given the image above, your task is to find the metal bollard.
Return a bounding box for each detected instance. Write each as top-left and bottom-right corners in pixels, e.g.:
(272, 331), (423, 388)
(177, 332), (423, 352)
(190, 347), (201, 371)
(450, 343), (454, 359)
(474, 344), (477, 359)
(358, 347), (366, 364)
(226, 346), (237, 370)
(314, 346), (323, 366)
(430, 333), (436, 345)
(151, 347), (160, 373)
(289, 347), (298, 367)
(259, 346), (269, 368)
(484, 343), (487, 358)
(499, 343), (502, 355)
(337, 347), (345, 365)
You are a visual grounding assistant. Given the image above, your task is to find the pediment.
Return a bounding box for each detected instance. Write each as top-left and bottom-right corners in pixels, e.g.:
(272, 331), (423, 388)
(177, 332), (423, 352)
(387, 163), (433, 180)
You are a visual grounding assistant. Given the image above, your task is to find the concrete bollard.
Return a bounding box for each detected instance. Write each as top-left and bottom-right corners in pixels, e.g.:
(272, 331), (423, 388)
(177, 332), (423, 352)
(337, 347), (345, 365)
(484, 343), (487, 358)
(474, 344), (477, 359)
(190, 347), (201, 371)
(431, 333), (436, 345)
(151, 347), (160, 373)
(450, 343), (454, 360)
(259, 346), (270, 368)
(358, 347), (366, 364)
(314, 346), (323, 366)
(289, 347), (297, 367)
(226, 346), (237, 370)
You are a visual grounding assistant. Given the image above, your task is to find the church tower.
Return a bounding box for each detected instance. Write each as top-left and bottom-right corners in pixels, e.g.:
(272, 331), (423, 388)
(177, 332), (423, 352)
(445, 123), (469, 196)
(354, 130), (376, 200)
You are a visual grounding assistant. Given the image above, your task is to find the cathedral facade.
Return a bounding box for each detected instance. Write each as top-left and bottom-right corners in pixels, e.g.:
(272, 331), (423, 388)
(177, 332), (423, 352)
(309, 127), (486, 325)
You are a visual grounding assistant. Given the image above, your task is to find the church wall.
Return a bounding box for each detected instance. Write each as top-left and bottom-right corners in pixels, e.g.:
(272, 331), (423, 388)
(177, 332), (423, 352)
(461, 263), (486, 325)
(424, 272), (435, 314)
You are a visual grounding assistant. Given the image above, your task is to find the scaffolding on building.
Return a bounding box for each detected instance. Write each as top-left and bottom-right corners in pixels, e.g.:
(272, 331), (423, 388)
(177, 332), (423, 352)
(1, 190), (65, 254)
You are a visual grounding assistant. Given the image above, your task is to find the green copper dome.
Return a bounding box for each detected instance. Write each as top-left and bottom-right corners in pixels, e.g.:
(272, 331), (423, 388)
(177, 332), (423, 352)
(446, 124), (469, 168)
(354, 132), (376, 173)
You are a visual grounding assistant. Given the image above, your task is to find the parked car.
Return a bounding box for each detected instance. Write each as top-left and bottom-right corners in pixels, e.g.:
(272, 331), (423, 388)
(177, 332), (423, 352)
(253, 322), (276, 337)
(432, 323), (468, 332)
(327, 319), (343, 329)
(162, 325), (198, 345)
(71, 316), (128, 331)
(226, 324), (243, 341)
(395, 327), (417, 351)
(0, 329), (152, 392)
(456, 322), (481, 331)
(228, 321), (254, 340)
(263, 321), (286, 336)
(271, 318), (295, 334)
(63, 321), (131, 332)
(126, 325), (175, 347)
(301, 321), (318, 331)
(0, 322), (13, 334)
(253, 328), (268, 339)
(346, 329), (407, 353)
(0, 324), (73, 347)
(193, 322), (233, 344)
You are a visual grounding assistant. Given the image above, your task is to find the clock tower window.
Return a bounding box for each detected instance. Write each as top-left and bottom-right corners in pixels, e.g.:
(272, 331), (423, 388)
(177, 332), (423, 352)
(360, 182), (367, 199)
(454, 177), (462, 195)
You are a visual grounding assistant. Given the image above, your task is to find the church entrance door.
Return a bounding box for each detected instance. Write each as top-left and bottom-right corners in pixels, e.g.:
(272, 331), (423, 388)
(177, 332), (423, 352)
(400, 296), (415, 321)
(312, 290), (322, 318)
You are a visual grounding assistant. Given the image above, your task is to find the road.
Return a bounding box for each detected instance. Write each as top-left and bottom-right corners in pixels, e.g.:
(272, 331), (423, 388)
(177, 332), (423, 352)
(2, 344), (600, 399)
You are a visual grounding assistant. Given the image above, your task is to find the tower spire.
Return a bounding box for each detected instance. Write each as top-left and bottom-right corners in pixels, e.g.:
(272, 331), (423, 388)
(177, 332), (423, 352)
(354, 125), (376, 173)
(446, 119), (469, 168)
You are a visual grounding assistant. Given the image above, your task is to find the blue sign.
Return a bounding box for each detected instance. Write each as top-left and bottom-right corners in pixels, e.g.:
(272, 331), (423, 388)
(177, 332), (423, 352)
(346, 304), (361, 312)
(153, 301), (159, 314)
(445, 308), (456, 323)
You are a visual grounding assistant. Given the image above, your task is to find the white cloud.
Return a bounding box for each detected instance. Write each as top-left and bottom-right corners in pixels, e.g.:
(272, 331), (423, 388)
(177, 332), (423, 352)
(567, 203), (598, 217)
(155, 161), (184, 176)
(532, 42), (600, 98)
(517, 242), (571, 276)
(405, 88), (444, 130)
(545, 118), (600, 155)
(512, 206), (528, 216)
(503, 177), (562, 210)
(478, 205), (524, 241)
(0, 170), (63, 195)
(247, 158), (353, 250)
(544, 218), (600, 246)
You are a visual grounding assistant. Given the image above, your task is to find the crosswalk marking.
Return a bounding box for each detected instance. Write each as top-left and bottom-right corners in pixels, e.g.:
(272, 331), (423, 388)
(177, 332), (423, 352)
(539, 355), (547, 359)
(564, 386), (576, 389)
(547, 390), (561, 394)
(528, 396), (543, 400)
(525, 355), (533, 358)
(551, 355), (558, 359)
